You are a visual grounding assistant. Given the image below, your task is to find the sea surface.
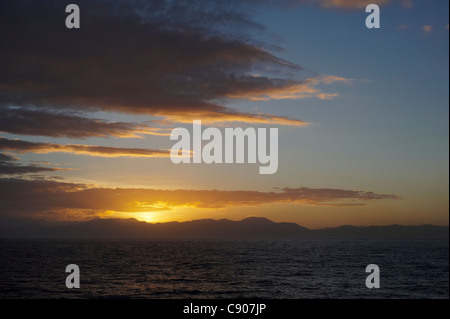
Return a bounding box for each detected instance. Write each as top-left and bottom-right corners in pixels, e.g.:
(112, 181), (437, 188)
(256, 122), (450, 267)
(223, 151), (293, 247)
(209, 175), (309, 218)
(0, 239), (448, 299)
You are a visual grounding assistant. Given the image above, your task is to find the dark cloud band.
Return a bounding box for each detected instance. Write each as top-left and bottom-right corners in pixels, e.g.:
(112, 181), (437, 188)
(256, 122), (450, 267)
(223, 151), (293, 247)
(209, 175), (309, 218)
(0, 0), (346, 126)
(0, 152), (65, 175)
(0, 108), (170, 139)
(0, 178), (401, 219)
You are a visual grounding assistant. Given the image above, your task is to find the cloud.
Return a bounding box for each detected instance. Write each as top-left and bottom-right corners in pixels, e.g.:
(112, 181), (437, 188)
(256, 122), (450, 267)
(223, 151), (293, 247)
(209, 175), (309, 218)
(0, 152), (65, 175)
(401, 0), (413, 9)
(422, 25), (433, 36)
(0, 137), (170, 158)
(0, 0), (348, 126)
(260, 0), (391, 10)
(0, 178), (401, 219)
(0, 153), (17, 162)
(281, 187), (400, 202)
(155, 109), (310, 126)
(0, 108), (172, 139)
(225, 75), (355, 101)
(0, 164), (63, 175)
(317, 0), (390, 9)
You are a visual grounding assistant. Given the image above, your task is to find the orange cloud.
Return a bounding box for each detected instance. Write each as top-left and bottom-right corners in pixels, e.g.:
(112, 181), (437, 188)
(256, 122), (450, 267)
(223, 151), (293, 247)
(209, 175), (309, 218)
(156, 110), (310, 126)
(422, 25), (433, 36)
(401, 0), (413, 9)
(319, 0), (390, 9)
(0, 137), (170, 158)
(225, 75), (355, 101)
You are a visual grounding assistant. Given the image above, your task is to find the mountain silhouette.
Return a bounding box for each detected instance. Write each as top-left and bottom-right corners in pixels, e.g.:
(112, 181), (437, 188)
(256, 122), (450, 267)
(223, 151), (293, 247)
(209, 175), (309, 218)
(0, 217), (448, 239)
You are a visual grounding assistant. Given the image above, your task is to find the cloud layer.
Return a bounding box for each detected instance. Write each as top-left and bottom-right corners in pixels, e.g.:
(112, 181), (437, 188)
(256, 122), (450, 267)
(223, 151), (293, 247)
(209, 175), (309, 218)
(0, 153), (65, 175)
(0, 137), (170, 158)
(0, 108), (171, 139)
(0, 178), (400, 219)
(0, 0), (347, 127)
(317, 0), (390, 9)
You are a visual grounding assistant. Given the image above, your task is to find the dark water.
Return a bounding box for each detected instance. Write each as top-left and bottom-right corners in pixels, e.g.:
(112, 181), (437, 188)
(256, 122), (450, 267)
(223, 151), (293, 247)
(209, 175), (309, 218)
(0, 239), (448, 299)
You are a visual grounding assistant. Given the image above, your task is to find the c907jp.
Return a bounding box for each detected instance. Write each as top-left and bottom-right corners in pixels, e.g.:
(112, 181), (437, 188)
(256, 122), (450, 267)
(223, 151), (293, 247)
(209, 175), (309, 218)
(227, 304), (266, 316)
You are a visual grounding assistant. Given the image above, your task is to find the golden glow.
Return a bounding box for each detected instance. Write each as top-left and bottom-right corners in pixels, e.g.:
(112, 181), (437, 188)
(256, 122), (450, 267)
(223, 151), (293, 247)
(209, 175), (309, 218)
(132, 212), (160, 223)
(98, 206), (197, 224)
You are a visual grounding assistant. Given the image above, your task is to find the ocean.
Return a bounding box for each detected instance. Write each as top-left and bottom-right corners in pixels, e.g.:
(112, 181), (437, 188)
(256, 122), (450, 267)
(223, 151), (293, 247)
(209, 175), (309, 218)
(0, 239), (448, 299)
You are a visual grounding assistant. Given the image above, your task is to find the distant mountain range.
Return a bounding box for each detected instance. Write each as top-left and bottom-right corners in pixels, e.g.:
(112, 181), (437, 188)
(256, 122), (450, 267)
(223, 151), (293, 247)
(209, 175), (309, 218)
(0, 217), (448, 239)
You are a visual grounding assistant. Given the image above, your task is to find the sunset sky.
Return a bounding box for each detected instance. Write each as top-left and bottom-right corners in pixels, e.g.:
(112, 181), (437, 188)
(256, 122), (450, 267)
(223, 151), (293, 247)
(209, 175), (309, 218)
(0, 0), (448, 228)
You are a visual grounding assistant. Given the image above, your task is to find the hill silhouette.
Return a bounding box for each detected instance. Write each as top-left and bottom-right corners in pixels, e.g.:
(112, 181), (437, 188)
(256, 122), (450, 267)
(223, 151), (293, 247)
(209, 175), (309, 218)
(0, 217), (448, 239)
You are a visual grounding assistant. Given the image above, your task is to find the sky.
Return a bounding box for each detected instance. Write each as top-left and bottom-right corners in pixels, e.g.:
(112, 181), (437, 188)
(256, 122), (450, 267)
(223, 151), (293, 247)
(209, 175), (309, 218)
(0, 0), (448, 228)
